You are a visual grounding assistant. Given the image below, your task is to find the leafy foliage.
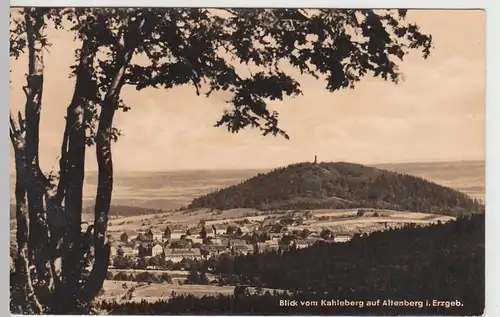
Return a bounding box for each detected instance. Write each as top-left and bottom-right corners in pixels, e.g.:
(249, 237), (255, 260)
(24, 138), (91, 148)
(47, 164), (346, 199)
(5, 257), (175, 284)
(186, 269), (210, 285)
(189, 162), (484, 216)
(109, 271), (172, 284)
(119, 8), (432, 138)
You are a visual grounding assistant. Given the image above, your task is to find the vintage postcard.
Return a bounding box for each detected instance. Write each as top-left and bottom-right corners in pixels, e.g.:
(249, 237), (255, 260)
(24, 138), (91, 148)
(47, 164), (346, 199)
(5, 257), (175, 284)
(9, 8), (485, 315)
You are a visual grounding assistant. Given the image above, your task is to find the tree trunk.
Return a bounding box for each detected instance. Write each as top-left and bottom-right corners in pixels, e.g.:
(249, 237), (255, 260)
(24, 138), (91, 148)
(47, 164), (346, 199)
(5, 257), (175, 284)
(22, 7), (54, 306)
(58, 38), (97, 311)
(64, 38), (96, 232)
(10, 118), (44, 314)
(81, 18), (144, 301)
(81, 51), (132, 303)
(11, 12), (146, 313)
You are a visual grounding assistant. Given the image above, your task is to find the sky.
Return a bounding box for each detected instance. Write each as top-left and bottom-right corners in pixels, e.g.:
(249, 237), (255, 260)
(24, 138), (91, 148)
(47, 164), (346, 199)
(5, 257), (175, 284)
(9, 9), (486, 172)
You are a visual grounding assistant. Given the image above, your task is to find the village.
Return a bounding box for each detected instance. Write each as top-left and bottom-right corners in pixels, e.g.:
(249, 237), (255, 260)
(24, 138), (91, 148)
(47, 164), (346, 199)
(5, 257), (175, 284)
(109, 214), (354, 268)
(106, 208), (451, 270)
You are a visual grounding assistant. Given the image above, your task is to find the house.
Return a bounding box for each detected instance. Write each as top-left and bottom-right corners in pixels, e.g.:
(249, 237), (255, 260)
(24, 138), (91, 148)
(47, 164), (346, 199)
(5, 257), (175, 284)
(212, 224), (228, 236)
(153, 233), (163, 241)
(231, 245), (251, 255)
(229, 239), (247, 247)
(164, 248), (202, 263)
(187, 237), (204, 245)
(255, 242), (269, 253)
(152, 244), (164, 256)
(205, 227), (215, 238)
(245, 244), (255, 254)
(333, 232), (353, 243)
(266, 239), (279, 246)
(209, 238), (222, 246)
(121, 246), (137, 257)
(110, 246), (118, 257)
(293, 239), (310, 250)
(204, 245), (229, 258)
(269, 233), (282, 241)
(309, 232), (320, 238)
(168, 238), (191, 249)
(266, 240), (280, 250)
(170, 230), (185, 240)
(237, 226), (251, 235)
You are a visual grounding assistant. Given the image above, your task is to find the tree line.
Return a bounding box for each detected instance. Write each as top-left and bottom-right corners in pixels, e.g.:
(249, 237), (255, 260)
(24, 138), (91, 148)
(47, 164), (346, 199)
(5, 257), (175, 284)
(108, 271), (172, 284)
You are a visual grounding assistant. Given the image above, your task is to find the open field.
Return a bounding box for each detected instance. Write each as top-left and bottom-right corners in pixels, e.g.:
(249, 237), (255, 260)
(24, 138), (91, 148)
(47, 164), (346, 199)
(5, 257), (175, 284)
(297, 216), (454, 228)
(97, 280), (284, 303)
(10, 207), (457, 241)
(103, 208), (455, 240)
(104, 207), (268, 238)
(308, 209), (435, 218)
(90, 210), (456, 251)
(291, 210), (455, 233)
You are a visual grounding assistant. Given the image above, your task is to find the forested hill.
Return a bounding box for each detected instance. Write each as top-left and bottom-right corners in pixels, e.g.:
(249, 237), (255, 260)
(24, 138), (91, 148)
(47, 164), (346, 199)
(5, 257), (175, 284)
(188, 162), (484, 216)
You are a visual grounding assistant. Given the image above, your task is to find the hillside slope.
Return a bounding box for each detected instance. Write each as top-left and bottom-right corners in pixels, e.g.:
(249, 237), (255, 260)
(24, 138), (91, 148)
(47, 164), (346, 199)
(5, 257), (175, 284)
(188, 162), (484, 216)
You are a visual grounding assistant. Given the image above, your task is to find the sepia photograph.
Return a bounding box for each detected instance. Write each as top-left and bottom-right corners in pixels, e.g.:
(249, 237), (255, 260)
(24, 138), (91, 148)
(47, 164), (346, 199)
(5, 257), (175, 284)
(9, 7), (485, 315)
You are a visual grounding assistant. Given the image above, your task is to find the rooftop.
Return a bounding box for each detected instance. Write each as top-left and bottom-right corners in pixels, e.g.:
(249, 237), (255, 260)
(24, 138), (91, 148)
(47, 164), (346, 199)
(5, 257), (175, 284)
(232, 245), (250, 251)
(294, 239), (310, 245)
(165, 248), (201, 256)
(204, 245), (228, 251)
(171, 229), (185, 233)
(335, 232), (353, 237)
(229, 239), (247, 246)
(212, 224), (229, 229)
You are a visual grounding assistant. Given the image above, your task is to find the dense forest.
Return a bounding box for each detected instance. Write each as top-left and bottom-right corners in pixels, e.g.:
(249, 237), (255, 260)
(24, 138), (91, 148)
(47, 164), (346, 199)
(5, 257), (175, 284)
(189, 162), (484, 216)
(100, 214), (484, 315)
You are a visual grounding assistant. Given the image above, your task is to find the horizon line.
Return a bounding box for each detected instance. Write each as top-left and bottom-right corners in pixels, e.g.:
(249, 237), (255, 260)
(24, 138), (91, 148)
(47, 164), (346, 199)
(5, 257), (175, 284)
(66, 158), (486, 173)
(9, 158), (485, 175)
